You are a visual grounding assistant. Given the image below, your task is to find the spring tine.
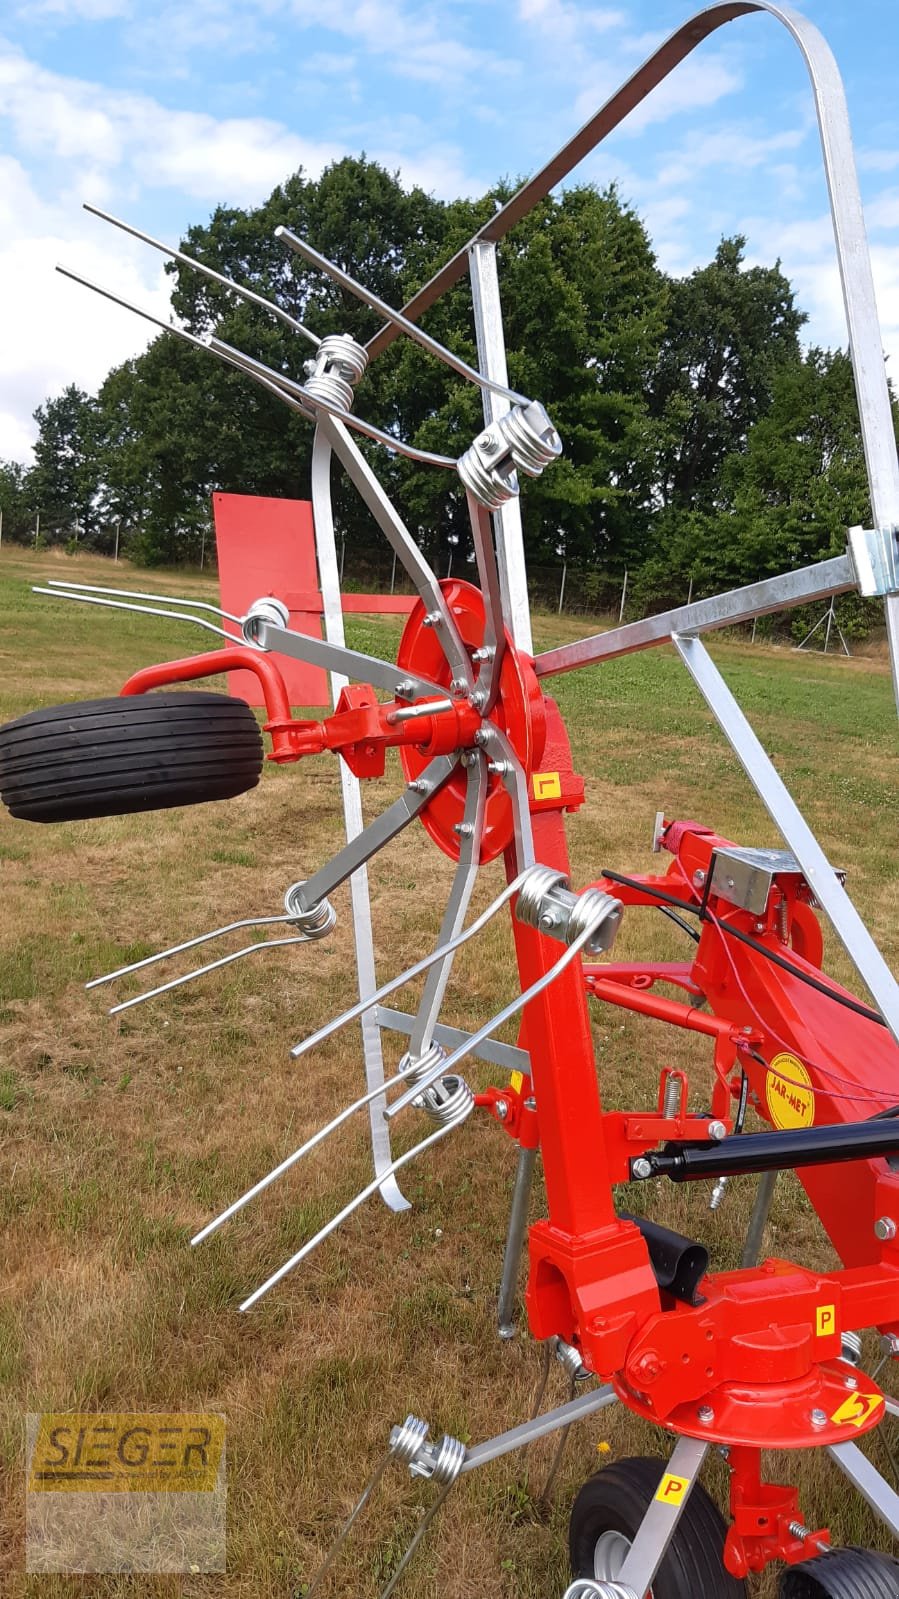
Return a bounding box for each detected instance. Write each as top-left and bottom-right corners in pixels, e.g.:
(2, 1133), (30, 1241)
(33, 587), (241, 643)
(385, 912), (607, 1120)
(275, 226), (528, 407)
(377, 1479), (456, 1599)
(108, 935), (310, 1015)
(303, 1449), (394, 1599)
(44, 578), (244, 626)
(239, 1098), (473, 1311)
(289, 870), (528, 1058)
(83, 201), (321, 347)
(87, 917), (293, 989)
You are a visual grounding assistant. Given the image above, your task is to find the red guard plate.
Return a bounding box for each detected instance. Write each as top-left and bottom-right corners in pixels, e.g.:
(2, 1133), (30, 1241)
(396, 580), (545, 863)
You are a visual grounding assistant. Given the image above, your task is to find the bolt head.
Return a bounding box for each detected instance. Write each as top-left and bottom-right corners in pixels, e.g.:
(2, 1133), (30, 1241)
(453, 821), (474, 837)
(875, 1216), (897, 1242)
(481, 433), (496, 451)
(810, 1408), (828, 1429)
(474, 728), (490, 747)
(707, 1120), (727, 1142)
(495, 1099), (508, 1121)
(632, 1157), (653, 1180)
(693, 869), (706, 886)
(845, 1375), (858, 1390)
(697, 1405), (714, 1424)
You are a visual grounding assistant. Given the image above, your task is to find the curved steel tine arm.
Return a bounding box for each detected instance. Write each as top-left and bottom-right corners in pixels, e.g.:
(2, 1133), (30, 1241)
(318, 413), (473, 694)
(255, 618), (445, 700)
(55, 265), (317, 421)
(673, 632), (899, 1042)
(83, 201), (321, 347)
(290, 870), (529, 1059)
(43, 579), (244, 627)
(87, 916), (293, 990)
(408, 753), (488, 1061)
(534, 555), (856, 678)
(192, 872), (530, 1246)
(275, 224), (528, 408)
(288, 755), (457, 916)
(466, 493), (507, 714)
(386, 912), (604, 1120)
(33, 586), (243, 644)
(476, 722), (535, 874)
(311, 421), (409, 1213)
(107, 935), (311, 1016)
(239, 1104), (473, 1311)
(210, 338), (455, 469)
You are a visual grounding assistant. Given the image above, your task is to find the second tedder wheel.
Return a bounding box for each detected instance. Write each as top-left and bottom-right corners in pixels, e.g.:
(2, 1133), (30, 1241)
(780, 1547), (899, 1597)
(568, 1456), (746, 1599)
(0, 692), (264, 823)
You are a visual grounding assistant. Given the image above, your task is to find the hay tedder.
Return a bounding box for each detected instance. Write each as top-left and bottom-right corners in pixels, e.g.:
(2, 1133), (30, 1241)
(5, 4), (899, 1594)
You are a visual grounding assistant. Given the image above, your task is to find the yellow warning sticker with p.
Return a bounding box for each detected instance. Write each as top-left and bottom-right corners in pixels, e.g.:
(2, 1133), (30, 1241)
(829, 1392), (884, 1430)
(654, 1473), (690, 1507)
(766, 1053), (815, 1129)
(816, 1304), (836, 1339)
(532, 772), (562, 801)
(509, 1070), (524, 1095)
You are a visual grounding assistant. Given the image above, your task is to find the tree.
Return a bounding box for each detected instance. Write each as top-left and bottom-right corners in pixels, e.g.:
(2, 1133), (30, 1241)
(648, 237), (806, 513)
(0, 460), (37, 544)
(29, 385), (103, 545)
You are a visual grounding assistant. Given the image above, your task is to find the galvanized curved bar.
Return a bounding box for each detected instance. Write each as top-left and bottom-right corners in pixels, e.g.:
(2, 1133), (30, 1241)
(365, 1), (899, 704)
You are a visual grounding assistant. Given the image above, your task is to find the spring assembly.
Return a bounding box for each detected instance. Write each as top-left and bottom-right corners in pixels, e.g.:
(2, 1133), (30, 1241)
(241, 594), (290, 643)
(284, 881), (337, 940)
(457, 400), (562, 510)
(408, 1431), (467, 1485)
(399, 1043), (475, 1130)
(841, 1330), (863, 1366)
(389, 1414), (431, 1466)
(550, 1336), (592, 1382)
(303, 332), (369, 412)
(562, 1582), (639, 1599)
(516, 867), (622, 958)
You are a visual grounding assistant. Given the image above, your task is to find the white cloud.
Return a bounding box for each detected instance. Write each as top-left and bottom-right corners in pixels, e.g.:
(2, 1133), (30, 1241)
(655, 126), (806, 188)
(859, 148), (899, 174)
(19, 0), (129, 17)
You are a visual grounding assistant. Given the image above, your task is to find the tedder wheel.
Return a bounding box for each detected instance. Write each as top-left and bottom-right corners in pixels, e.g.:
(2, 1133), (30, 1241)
(780, 1548), (899, 1597)
(568, 1456), (745, 1599)
(0, 693), (264, 823)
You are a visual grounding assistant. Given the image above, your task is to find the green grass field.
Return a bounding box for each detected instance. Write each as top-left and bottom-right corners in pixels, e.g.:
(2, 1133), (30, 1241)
(0, 544), (897, 1597)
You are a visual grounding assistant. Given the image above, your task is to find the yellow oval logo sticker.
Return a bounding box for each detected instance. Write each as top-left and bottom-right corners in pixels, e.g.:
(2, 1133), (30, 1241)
(766, 1053), (814, 1129)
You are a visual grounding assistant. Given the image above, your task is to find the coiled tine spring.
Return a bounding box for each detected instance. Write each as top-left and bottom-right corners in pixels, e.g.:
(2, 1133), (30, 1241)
(385, 900), (620, 1122)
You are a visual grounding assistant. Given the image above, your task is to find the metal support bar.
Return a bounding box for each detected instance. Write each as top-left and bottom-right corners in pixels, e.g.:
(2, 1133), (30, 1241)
(374, 1006), (532, 1074)
(616, 1435), (710, 1599)
(468, 240), (533, 654)
(255, 617), (443, 700)
(497, 1145), (539, 1338)
(311, 426), (408, 1214)
(673, 633), (899, 1042)
(534, 556), (854, 678)
(828, 1441), (899, 1539)
(740, 1169), (778, 1267)
(459, 1385), (618, 1473)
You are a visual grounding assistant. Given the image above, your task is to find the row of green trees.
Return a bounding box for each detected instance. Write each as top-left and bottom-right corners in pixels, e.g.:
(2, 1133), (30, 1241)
(3, 157), (895, 618)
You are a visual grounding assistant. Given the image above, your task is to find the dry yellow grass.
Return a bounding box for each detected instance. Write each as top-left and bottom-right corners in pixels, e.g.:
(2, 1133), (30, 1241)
(0, 545), (897, 1597)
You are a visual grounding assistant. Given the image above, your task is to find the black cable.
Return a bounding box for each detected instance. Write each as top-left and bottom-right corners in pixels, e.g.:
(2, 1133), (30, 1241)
(657, 905), (700, 943)
(600, 868), (886, 1030)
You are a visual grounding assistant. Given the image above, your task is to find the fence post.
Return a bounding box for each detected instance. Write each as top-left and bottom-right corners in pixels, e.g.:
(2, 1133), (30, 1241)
(558, 561), (567, 614)
(618, 569), (628, 623)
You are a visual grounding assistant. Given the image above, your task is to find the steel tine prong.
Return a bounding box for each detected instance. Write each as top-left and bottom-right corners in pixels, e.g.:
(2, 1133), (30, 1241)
(83, 201), (322, 347)
(239, 1097), (473, 1312)
(192, 871), (530, 1247)
(33, 586), (243, 643)
(42, 579), (245, 627)
(275, 225), (528, 407)
(108, 935), (312, 1015)
(87, 916), (294, 990)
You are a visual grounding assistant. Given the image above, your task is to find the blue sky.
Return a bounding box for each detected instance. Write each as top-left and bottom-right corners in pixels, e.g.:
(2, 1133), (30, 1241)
(1, 0), (897, 462)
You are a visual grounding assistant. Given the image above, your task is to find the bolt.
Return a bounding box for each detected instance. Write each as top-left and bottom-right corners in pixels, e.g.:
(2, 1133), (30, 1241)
(487, 759), (509, 776)
(450, 678), (468, 697)
(454, 821), (474, 838)
(632, 1157), (653, 1180)
(539, 909), (563, 931)
(469, 688), (488, 710)
(810, 1409), (828, 1429)
(481, 433), (497, 451)
(460, 750), (479, 767)
(474, 729), (490, 747)
(394, 679), (414, 699)
(470, 645), (495, 662)
(880, 1333), (899, 1358)
(755, 921), (765, 932)
(845, 1375), (858, 1390)
(409, 779), (430, 795)
(707, 1120), (727, 1142)
(693, 869), (706, 887)
(742, 1025), (753, 1035)
(423, 609), (443, 628)
(524, 1096), (537, 1111)
(697, 1405), (715, 1424)
(875, 1216), (897, 1242)
(495, 1099), (508, 1121)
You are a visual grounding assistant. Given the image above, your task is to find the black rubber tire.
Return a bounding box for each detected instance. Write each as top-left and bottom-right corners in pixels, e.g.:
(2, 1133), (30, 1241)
(0, 692), (264, 822)
(780, 1547), (899, 1598)
(568, 1455), (745, 1598)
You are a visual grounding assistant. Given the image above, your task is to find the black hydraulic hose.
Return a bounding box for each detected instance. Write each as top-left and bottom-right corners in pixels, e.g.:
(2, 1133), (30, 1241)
(632, 1119), (899, 1183)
